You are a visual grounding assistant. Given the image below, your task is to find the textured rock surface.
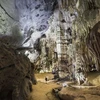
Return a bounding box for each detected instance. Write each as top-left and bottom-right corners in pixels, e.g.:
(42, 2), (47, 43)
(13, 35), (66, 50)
(0, 41), (36, 100)
(0, 0), (58, 59)
(59, 87), (100, 100)
(0, 0), (100, 87)
(87, 21), (100, 71)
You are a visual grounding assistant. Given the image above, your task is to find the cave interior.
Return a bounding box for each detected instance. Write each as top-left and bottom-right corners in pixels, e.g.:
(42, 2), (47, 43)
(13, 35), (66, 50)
(0, 0), (100, 100)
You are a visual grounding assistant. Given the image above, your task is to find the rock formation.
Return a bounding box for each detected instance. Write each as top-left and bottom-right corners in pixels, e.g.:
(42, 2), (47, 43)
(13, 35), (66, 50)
(0, 41), (36, 100)
(87, 21), (100, 71)
(0, 1), (100, 97)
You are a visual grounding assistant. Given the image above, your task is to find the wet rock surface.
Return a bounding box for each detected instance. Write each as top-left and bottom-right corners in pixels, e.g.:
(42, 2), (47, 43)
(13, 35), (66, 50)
(0, 42), (36, 100)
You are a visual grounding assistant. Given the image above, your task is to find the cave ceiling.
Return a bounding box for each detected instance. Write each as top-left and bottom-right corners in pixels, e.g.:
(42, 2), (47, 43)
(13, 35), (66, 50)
(0, 0), (58, 46)
(0, 0), (100, 48)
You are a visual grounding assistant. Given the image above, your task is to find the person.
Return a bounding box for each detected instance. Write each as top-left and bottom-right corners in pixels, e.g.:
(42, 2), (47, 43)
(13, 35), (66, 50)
(62, 82), (68, 87)
(52, 68), (56, 74)
(45, 76), (48, 84)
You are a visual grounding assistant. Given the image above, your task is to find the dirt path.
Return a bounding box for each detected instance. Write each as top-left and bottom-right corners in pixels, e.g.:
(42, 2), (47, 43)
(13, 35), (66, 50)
(29, 73), (60, 100)
(28, 72), (100, 100)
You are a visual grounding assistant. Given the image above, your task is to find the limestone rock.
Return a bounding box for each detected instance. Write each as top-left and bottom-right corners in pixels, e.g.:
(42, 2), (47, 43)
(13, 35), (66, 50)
(59, 87), (100, 100)
(0, 42), (36, 100)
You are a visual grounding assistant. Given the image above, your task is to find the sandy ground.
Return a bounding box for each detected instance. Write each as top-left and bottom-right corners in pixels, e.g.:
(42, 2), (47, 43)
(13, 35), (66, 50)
(28, 73), (60, 100)
(28, 72), (100, 100)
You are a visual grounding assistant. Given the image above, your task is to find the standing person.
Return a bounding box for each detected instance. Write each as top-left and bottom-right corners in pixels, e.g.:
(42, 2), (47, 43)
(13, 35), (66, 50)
(45, 76), (48, 84)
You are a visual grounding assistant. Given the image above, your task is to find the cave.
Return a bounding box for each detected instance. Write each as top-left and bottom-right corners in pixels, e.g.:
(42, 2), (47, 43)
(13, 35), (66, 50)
(0, 0), (100, 100)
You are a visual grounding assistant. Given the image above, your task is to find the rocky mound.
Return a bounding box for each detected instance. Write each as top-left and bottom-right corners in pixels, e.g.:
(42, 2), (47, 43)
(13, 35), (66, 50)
(59, 86), (100, 100)
(0, 41), (36, 100)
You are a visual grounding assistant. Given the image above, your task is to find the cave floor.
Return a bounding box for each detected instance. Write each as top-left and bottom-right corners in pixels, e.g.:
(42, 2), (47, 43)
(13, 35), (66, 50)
(28, 72), (100, 100)
(29, 73), (60, 100)
(59, 72), (100, 100)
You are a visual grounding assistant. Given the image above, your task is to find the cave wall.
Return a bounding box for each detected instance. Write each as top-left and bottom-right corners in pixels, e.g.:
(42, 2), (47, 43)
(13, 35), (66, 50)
(0, 0), (57, 51)
(43, 0), (100, 83)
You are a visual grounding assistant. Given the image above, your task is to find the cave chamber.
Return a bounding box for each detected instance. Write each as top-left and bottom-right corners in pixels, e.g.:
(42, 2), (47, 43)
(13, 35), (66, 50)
(0, 0), (100, 100)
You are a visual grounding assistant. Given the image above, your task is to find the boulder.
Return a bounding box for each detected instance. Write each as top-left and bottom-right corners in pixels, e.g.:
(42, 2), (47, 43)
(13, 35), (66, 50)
(0, 41), (36, 100)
